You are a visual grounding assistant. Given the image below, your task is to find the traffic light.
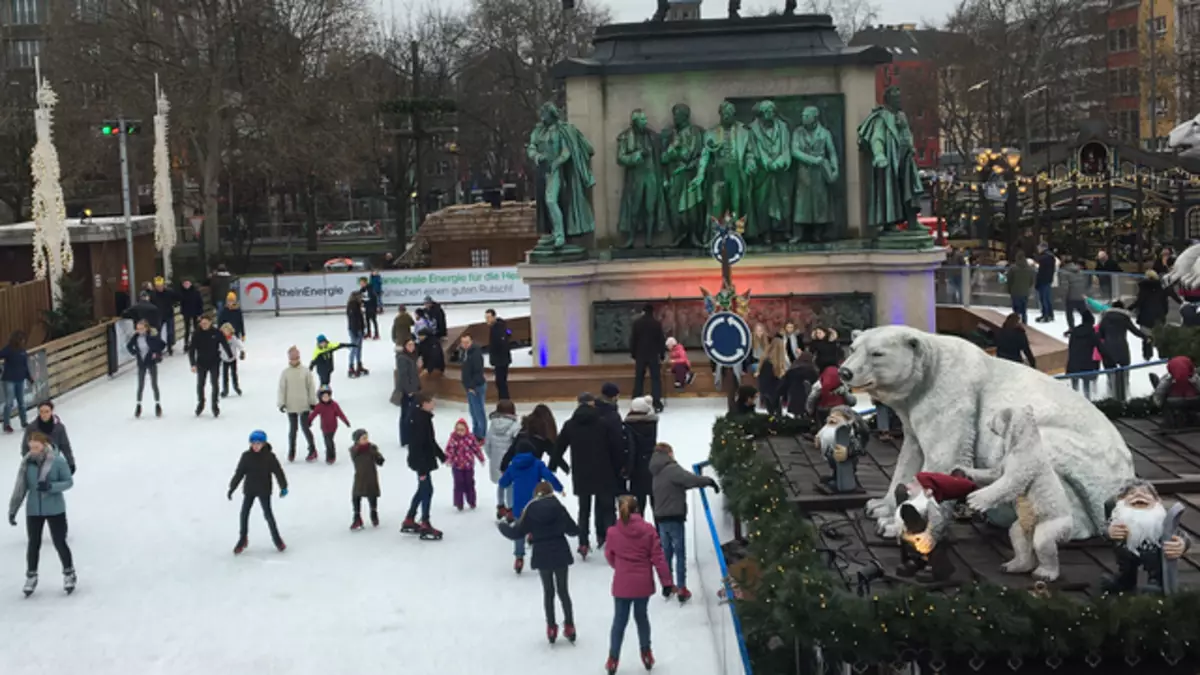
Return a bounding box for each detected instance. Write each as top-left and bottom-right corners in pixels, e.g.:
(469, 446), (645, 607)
(99, 120), (142, 136)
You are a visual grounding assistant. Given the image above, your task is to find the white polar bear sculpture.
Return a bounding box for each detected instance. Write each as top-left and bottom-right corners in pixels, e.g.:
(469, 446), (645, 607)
(840, 325), (1135, 539)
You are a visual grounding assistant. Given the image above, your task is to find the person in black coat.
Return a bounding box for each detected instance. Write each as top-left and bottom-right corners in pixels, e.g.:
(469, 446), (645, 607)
(150, 278), (179, 355)
(1097, 301), (1147, 400)
(423, 296), (448, 340)
(126, 320), (166, 417)
(556, 392), (623, 556)
(1093, 250), (1122, 301)
(497, 484), (579, 639)
(993, 313), (1036, 368)
(403, 394), (446, 532)
(486, 309), (512, 400)
(501, 405), (567, 474)
(178, 279), (205, 351)
(756, 338), (787, 416)
(227, 431), (288, 553)
(1065, 314), (1109, 398)
(782, 352), (819, 416)
(1034, 245), (1057, 322)
(122, 291), (162, 334)
(418, 328), (445, 374)
(628, 304), (666, 412)
(1129, 271), (1181, 359)
(623, 398), (658, 517)
(358, 278), (380, 339)
(809, 327), (843, 371)
(188, 314), (232, 417)
(346, 293), (367, 377)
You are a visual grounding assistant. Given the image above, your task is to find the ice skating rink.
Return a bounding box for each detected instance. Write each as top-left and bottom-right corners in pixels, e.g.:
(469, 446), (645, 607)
(0, 303), (725, 675)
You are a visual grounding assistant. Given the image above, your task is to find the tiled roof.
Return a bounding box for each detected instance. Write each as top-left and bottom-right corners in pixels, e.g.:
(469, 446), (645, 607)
(417, 201), (537, 240)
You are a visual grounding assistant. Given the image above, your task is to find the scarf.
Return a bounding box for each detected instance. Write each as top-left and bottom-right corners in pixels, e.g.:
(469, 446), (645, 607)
(8, 447), (57, 520)
(36, 417), (55, 434)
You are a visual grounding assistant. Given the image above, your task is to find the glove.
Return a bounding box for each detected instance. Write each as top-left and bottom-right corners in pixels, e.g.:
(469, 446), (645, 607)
(227, 489), (234, 501)
(662, 585), (675, 598)
(8, 514), (16, 526)
(280, 406), (286, 414)
(240, 352), (246, 361)
(69, 464), (76, 476)
(709, 479), (721, 494)
(280, 488), (289, 498)
(37, 480), (50, 492)
(375, 456), (385, 466)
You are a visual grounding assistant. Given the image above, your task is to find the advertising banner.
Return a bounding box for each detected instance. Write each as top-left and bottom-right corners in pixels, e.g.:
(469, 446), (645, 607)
(238, 268), (529, 312)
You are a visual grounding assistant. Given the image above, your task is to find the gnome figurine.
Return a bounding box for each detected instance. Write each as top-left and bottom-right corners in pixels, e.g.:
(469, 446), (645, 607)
(1101, 480), (1190, 594)
(815, 405), (868, 494)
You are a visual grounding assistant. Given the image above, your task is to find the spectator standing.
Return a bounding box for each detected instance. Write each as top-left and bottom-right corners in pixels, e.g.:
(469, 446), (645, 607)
(629, 304), (665, 413)
(423, 296), (448, 342)
(485, 309), (512, 400)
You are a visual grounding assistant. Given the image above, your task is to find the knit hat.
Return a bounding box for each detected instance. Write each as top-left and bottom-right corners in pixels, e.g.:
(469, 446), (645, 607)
(577, 392), (595, 404)
(287, 346), (300, 361)
(630, 395), (653, 415)
(665, 337), (677, 349)
(249, 430), (267, 444)
(352, 429), (369, 444)
(226, 291), (237, 302)
(316, 334), (328, 344)
(318, 385), (332, 397)
(454, 418), (469, 431)
(154, 276), (165, 285)
(601, 382), (620, 399)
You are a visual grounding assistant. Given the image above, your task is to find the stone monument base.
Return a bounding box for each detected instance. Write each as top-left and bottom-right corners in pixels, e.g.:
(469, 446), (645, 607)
(518, 248), (945, 366)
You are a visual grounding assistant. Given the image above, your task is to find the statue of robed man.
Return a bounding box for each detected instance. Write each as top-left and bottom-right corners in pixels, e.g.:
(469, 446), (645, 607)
(616, 109), (667, 247)
(856, 86), (923, 234)
(526, 102), (597, 248)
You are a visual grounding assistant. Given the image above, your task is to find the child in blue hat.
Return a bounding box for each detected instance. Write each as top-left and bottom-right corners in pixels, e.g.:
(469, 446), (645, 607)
(228, 430), (289, 555)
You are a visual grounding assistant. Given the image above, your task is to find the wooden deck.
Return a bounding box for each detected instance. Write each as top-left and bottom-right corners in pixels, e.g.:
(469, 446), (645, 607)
(762, 418), (1200, 597)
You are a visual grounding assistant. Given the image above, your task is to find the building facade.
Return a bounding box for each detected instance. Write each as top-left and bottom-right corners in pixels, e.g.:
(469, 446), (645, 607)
(1107, 0), (1178, 149)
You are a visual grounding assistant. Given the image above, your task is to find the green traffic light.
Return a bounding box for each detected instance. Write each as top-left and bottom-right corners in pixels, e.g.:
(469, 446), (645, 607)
(101, 125), (113, 135)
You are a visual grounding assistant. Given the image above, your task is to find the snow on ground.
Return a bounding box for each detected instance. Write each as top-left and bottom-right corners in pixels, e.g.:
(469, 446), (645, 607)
(0, 304), (726, 675)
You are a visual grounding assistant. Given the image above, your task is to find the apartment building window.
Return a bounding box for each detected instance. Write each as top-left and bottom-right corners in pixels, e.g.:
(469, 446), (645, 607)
(1108, 27), (1138, 52)
(9, 0), (38, 25)
(6, 39), (40, 69)
(469, 248), (490, 267)
(1150, 15), (1167, 38)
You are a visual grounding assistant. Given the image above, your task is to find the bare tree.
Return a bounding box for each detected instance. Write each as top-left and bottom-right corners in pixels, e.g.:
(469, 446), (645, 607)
(802, 0), (879, 41)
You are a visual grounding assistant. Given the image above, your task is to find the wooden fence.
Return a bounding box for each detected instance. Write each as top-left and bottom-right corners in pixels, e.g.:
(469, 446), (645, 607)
(0, 279), (50, 347)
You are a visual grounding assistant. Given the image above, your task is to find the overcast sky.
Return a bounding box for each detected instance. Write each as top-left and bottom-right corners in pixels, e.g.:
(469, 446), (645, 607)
(371, 0), (958, 30)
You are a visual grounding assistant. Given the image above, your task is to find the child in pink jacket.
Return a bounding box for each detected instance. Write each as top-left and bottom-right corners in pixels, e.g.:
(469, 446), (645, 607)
(666, 337), (693, 389)
(604, 495), (673, 674)
(444, 418), (485, 510)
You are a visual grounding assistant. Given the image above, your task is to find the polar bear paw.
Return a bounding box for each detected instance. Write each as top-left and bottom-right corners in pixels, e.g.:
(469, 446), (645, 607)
(1031, 565), (1060, 582)
(877, 517), (901, 538)
(1002, 557), (1036, 574)
(866, 498), (894, 520)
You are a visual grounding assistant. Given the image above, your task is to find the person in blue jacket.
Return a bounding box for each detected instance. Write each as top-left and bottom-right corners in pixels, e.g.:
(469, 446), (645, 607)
(0, 330), (34, 432)
(499, 436), (563, 574)
(7, 430), (75, 597)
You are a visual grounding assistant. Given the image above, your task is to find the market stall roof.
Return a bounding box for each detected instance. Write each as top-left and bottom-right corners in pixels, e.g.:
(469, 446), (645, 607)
(0, 216), (156, 246)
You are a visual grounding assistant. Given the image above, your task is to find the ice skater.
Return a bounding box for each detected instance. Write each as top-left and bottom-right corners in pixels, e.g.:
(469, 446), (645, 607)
(228, 430), (288, 554)
(127, 319), (165, 418)
(188, 313), (232, 417)
(401, 393), (446, 540)
(22, 401), (75, 476)
(218, 322), (245, 397)
(604, 495), (673, 674)
(359, 276), (381, 340)
(310, 334), (347, 387)
(0, 330), (33, 432)
(217, 292), (245, 340)
(499, 436), (562, 574)
(444, 418), (486, 511)
(8, 431), (75, 596)
(350, 429), (384, 530)
(279, 346), (318, 462)
(498, 481), (579, 645)
(485, 399), (520, 520)
(309, 385), (350, 464)
(648, 442), (719, 603)
(346, 292), (368, 378)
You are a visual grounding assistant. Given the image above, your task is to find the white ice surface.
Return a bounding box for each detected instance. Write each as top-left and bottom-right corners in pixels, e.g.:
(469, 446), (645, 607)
(0, 303), (727, 675)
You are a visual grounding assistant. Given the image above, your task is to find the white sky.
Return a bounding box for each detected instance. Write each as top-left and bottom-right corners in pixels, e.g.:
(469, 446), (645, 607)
(371, 0), (957, 30)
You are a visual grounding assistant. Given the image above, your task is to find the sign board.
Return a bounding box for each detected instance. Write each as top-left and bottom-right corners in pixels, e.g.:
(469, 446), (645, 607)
(238, 267), (530, 312)
(710, 232), (745, 266)
(702, 312), (751, 366)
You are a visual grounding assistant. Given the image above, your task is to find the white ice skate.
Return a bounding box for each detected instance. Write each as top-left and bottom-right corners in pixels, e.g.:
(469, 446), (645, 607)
(22, 572), (37, 597)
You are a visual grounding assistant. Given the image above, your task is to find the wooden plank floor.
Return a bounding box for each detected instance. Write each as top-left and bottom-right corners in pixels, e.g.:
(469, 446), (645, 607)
(765, 418), (1200, 597)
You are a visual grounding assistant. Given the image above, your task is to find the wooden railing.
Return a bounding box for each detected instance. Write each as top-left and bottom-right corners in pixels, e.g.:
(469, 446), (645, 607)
(0, 279), (51, 347)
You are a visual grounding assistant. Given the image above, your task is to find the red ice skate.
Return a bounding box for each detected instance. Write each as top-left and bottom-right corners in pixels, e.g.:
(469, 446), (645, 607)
(563, 623), (576, 643)
(641, 649), (655, 670)
(547, 624), (558, 644)
(677, 586), (693, 603)
(605, 656), (619, 674)
(577, 543), (590, 560)
(351, 515), (364, 531)
(514, 556), (524, 574)
(233, 538), (247, 555)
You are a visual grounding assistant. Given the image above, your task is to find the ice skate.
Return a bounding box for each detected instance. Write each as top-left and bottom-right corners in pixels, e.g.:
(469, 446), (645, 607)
(195, 401), (204, 416)
(641, 648), (655, 670)
(547, 624), (558, 644)
(234, 538), (247, 555)
(564, 623), (576, 643)
(306, 449), (318, 463)
(514, 556), (524, 574)
(235, 387), (243, 396)
(3, 424), (13, 433)
(64, 567), (76, 595)
(357, 366), (369, 376)
(400, 517), (420, 533)
(418, 521), (443, 540)
(605, 656), (619, 674)
(677, 586), (692, 603)
(370, 510), (379, 527)
(135, 403), (142, 418)
(326, 455), (336, 465)
(221, 389), (229, 398)
(22, 572), (37, 597)
(351, 515), (364, 531)
(495, 504), (507, 520)
(577, 543), (590, 560)
(287, 449), (296, 462)
(155, 403), (162, 418)
(275, 540), (287, 552)
(348, 369), (358, 379)
(212, 402), (220, 418)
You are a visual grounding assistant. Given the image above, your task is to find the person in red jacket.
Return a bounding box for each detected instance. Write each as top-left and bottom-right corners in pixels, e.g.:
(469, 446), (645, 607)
(603, 495), (673, 674)
(806, 365), (857, 424)
(308, 385), (350, 464)
(1152, 356), (1200, 426)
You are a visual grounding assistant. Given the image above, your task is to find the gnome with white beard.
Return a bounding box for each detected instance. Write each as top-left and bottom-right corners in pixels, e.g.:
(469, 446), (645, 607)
(1101, 480), (1190, 594)
(816, 405), (868, 493)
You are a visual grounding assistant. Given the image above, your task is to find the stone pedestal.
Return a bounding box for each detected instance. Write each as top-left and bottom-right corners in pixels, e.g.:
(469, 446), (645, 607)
(519, 249), (944, 366)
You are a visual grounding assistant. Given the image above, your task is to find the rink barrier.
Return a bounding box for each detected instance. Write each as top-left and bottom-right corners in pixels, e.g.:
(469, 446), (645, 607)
(693, 460), (753, 675)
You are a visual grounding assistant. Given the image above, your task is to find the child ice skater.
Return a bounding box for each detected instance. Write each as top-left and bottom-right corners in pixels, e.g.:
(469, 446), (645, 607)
(485, 400), (520, 520)
(665, 337), (694, 388)
(309, 385), (350, 464)
(310, 334), (347, 387)
(648, 442), (719, 603)
(604, 495), (673, 674)
(217, 293), (246, 340)
(444, 418), (486, 511)
(126, 319), (165, 418)
(498, 481), (579, 645)
(227, 430), (289, 554)
(218, 322), (245, 397)
(350, 429), (384, 530)
(499, 436), (562, 574)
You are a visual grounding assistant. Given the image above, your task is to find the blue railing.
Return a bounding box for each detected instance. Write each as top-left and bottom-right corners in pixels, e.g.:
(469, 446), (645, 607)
(693, 460), (753, 675)
(1053, 358), (1168, 381)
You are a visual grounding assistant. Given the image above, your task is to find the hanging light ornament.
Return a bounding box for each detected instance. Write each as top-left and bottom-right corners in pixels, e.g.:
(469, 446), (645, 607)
(153, 84), (176, 281)
(30, 76), (73, 307)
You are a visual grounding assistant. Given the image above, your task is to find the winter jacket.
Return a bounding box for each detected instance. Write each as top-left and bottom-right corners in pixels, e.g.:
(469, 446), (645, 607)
(668, 343), (690, 368)
(188, 327), (231, 369)
(391, 351), (420, 405)
(310, 342), (346, 379)
(649, 450), (717, 522)
(8, 448), (72, 520)
(605, 513), (672, 599)
(596, 398), (628, 477)
(347, 302), (366, 336)
(499, 447), (563, 518)
(1065, 323), (1108, 374)
(392, 312), (415, 346)
(209, 271), (234, 305)
(461, 344), (485, 390)
(1097, 308), (1145, 367)
(1183, 303), (1200, 327)
(780, 331), (803, 363)
(218, 305), (245, 339)
(229, 444), (288, 497)
(278, 363), (317, 413)
(1058, 263), (1088, 301)
(126, 333), (166, 368)
(369, 274), (384, 307)
(757, 359), (785, 408)
(624, 412), (658, 500)
(0, 347), (32, 383)
(359, 285), (379, 311)
(351, 441), (384, 498)
(444, 431), (485, 470)
(500, 432), (568, 474)
(419, 336), (445, 373)
(122, 300), (162, 330)
(484, 413), (520, 483)
(1094, 258), (1122, 296)
(1155, 357), (1200, 404)
(179, 285), (204, 318)
(219, 335), (244, 363)
(808, 366), (856, 413)
(1035, 251), (1057, 286)
(782, 355), (819, 415)
(426, 302), (448, 339)
(630, 311), (666, 363)
(407, 407), (445, 475)
(488, 319), (512, 367)
(151, 287), (179, 319)
(498, 493), (578, 570)
(1130, 278), (1180, 327)
(993, 327), (1035, 367)
(22, 415), (75, 472)
(557, 403), (623, 497)
(810, 339), (843, 371)
(308, 399), (349, 435)
(1006, 258), (1036, 298)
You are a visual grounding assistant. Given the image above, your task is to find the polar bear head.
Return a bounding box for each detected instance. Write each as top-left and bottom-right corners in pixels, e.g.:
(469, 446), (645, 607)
(840, 325), (931, 403)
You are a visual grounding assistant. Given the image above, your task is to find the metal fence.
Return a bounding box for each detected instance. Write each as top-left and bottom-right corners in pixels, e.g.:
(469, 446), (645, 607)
(692, 461), (753, 675)
(1054, 359), (1169, 403)
(934, 265), (1147, 313)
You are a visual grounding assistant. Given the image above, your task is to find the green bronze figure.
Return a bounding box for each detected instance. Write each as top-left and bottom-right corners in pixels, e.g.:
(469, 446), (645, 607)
(691, 101), (754, 237)
(616, 109), (667, 248)
(856, 86), (923, 235)
(660, 103), (705, 247)
(791, 106), (840, 243)
(526, 102), (596, 248)
(746, 99), (792, 244)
